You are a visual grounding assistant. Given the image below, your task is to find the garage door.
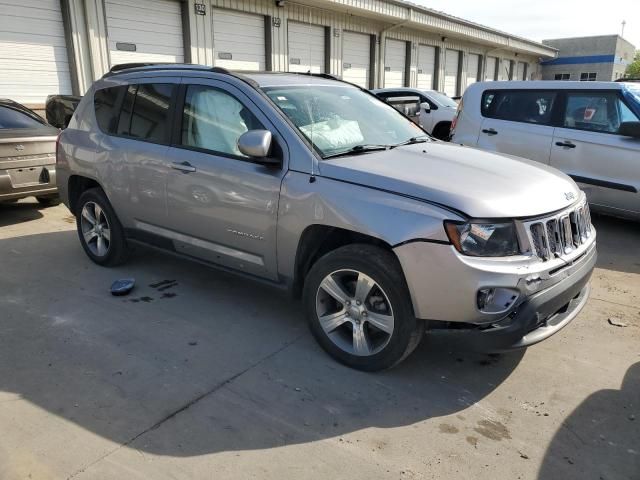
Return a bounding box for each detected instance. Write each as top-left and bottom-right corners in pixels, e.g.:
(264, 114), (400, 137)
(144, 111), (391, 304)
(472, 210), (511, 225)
(384, 38), (406, 87)
(288, 21), (325, 73)
(0, 0), (73, 105)
(106, 0), (184, 66)
(485, 56), (497, 81)
(466, 53), (480, 88)
(444, 49), (459, 97)
(213, 9), (265, 71)
(517, 61), (527, 80)
(416, 45), (436, 90)
(342, 31), (370, 88)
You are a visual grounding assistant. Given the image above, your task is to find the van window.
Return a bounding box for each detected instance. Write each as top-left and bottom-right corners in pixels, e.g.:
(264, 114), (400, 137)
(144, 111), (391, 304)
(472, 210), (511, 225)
(181, 85), (264, 158)
(563, 92), (639, 134)
(482, 90), (557, 125)
(94, 86), (124, 134)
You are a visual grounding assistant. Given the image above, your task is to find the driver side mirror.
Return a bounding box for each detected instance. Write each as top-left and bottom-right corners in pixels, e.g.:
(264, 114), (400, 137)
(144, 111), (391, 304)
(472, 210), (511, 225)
(421, 102), (431, 113)
(237, 130), (280, 165)
(618, 121), (640, 139)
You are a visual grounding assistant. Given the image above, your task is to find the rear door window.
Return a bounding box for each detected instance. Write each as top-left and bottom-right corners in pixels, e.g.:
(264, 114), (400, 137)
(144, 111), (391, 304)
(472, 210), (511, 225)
(482, 90), (557, 125)
(116, 83), (175, 144)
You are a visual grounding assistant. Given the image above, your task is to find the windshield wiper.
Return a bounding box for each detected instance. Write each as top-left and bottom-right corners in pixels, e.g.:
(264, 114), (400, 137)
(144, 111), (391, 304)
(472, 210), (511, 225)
(322, 144), (392, 159)
(392, 135), (430, 148)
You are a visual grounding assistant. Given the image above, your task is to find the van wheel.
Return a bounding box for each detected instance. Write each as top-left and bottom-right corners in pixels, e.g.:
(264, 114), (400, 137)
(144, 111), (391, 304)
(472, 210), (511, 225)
(76, 188), (128, 266)
(432, 122), (452, 141)
(303, 244), (424, 371)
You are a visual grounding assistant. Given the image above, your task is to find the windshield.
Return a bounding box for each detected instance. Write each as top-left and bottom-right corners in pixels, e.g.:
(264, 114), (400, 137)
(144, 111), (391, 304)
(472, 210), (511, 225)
(262, 85), (428, 158)
(427, 91), (458, 108)
(0, 105), (45, 129)
(625, 84), (640, 107)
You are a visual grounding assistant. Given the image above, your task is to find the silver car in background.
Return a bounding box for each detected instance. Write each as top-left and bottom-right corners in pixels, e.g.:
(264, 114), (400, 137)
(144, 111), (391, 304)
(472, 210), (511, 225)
(0, 99), (59, 205)
(57, 64), (596, 370)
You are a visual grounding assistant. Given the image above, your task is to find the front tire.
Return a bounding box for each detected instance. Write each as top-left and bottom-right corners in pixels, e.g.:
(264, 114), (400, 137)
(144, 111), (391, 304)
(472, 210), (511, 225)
(303, 244), (424, 371)
(76, 188), (128, 266)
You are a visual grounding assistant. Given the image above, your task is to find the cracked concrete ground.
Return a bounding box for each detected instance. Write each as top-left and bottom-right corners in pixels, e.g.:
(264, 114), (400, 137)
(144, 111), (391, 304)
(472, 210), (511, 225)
(0, 199), (638, 480)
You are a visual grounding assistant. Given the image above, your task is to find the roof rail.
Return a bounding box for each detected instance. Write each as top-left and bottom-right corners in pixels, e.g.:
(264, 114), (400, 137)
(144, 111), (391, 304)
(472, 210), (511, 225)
(103, 63), (217, 78)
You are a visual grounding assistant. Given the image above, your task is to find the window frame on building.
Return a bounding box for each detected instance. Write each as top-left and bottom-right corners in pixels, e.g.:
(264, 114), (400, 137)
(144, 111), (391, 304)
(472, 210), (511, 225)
(579, 72), (597, 81)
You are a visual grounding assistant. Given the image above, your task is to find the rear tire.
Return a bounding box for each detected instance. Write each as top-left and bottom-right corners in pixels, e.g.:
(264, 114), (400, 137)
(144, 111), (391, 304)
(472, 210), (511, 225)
(36, 195), (60, 207)
(76, 188), (128, 266)
(303, 244), (424, 371)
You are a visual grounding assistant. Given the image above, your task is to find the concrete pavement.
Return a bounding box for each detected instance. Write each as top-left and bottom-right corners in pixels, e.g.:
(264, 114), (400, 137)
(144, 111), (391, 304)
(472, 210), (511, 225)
(0, 199), (638, 479)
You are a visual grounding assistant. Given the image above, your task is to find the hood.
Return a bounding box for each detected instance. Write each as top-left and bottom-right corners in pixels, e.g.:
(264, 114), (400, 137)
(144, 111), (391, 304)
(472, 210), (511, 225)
(318, 142), (580, 218)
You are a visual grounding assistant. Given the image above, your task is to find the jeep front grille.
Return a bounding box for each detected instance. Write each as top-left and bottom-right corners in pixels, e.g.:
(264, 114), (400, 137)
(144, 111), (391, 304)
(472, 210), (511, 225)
(528, 203), (592, 261)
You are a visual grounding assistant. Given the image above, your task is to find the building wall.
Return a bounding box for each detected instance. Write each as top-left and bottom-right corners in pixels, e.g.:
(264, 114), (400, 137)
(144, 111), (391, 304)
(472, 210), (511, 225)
(540, 34), (636, 81)
(19, 0), (549, 109)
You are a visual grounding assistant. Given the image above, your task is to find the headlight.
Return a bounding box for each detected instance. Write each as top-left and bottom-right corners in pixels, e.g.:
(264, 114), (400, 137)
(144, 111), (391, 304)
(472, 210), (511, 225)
(444, 221), (520, 257)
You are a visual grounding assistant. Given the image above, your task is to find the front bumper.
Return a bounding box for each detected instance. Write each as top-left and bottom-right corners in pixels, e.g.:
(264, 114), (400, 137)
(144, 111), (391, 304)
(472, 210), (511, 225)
(394, 234), (596, 351)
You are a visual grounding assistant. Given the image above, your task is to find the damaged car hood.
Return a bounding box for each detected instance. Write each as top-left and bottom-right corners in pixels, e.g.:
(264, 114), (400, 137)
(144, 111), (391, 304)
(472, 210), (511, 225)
(317, 142), (580, 218)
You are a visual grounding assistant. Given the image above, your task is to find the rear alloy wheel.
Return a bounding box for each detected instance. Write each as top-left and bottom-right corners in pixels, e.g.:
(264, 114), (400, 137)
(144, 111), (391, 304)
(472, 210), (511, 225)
(76, 188), (128, 266)
(304, 244), (424, 371)
(80, 201), (111, 258)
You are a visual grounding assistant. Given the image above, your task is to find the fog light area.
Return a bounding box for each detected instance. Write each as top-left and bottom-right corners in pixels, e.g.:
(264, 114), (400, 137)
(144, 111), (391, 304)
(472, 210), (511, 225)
(477, 287), (520, 313)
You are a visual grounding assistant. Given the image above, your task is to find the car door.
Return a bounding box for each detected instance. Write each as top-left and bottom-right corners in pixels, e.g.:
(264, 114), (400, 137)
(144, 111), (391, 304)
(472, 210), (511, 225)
(98, 81), (177, 227)
(162, 80), (287, 281)
(550, 90), (640, 215)
(476, 89), (557, 164)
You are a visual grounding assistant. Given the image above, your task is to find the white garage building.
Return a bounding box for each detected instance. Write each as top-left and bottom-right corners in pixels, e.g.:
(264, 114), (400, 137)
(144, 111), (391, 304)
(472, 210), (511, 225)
(0, 0), (556, 111)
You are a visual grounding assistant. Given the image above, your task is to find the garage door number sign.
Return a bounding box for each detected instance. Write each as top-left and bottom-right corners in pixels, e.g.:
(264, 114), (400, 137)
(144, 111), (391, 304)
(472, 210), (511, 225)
(194, 3), (206, 15)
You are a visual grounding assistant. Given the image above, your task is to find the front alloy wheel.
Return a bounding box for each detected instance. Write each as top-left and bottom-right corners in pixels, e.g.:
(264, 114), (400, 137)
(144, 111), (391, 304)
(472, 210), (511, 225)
(304, 244), (424, 371)
(316, 270), (394, 356)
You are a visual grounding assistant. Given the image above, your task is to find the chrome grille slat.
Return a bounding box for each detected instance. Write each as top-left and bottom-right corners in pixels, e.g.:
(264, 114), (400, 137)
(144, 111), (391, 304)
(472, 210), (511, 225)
(527, 200), (592, 261)
(546, 219), (560, 257)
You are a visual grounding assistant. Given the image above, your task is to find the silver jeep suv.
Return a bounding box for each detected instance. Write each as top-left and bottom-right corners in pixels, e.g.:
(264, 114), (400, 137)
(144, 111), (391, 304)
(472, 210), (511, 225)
(57, 64), (597, 371)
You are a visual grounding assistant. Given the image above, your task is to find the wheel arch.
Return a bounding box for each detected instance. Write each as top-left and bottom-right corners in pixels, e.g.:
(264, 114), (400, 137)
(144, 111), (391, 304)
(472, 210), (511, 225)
(67, 175), (103, 215)
(291, 225), (399, 299)
(432, 121), (452, 140)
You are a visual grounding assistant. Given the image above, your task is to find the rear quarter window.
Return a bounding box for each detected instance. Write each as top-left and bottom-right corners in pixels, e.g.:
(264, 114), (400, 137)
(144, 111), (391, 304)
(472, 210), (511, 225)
(481, 90), (557, 125)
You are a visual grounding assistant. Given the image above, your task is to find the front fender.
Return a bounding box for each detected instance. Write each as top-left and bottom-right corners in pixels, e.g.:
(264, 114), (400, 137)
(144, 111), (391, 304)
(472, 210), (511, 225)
(276, 171), (462, 280)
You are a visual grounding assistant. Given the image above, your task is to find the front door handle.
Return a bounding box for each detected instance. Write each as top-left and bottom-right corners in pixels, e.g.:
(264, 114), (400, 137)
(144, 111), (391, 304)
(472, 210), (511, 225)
(171, 161), (196, 173)
(555, 141), (576, 149)
(482, 128), (498, 136)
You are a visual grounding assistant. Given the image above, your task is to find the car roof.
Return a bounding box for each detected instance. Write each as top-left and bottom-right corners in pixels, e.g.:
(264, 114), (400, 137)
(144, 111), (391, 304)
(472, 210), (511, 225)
(101, 63), (354, 89)
(469, 80), (625, 90)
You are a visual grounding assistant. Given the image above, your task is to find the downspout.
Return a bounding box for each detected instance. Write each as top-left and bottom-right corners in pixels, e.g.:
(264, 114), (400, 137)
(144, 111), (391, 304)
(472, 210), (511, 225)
(377, 11), (411, 88)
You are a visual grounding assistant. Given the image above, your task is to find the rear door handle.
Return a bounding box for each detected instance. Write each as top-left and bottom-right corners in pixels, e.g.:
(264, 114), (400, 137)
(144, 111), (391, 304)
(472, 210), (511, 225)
(171, 161), (196, 173)
(555, 141), (576, 148)
(482, 128), (498, 136)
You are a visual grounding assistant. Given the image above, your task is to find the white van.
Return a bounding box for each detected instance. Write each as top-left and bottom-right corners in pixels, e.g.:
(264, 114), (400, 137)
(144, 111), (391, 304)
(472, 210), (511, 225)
(451, 81), (640, 220)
